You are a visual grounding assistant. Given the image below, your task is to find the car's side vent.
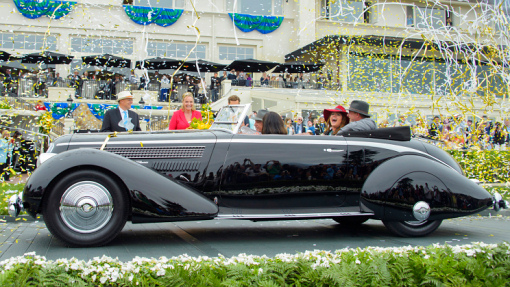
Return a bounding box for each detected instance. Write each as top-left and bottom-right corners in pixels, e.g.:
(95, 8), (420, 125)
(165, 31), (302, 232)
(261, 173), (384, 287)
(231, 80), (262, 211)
(152, 161), (201, 172)
(103, 146), (205, 159)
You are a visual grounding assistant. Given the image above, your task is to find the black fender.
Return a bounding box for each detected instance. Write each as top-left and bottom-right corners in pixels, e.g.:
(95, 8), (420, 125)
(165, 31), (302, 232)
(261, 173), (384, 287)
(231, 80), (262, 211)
(23, 148), (219, 222)
(361, 155), (492, 221)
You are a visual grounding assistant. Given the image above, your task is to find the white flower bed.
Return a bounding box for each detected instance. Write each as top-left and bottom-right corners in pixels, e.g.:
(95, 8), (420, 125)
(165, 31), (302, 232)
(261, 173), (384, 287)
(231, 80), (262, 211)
(1, 242), (507, 285)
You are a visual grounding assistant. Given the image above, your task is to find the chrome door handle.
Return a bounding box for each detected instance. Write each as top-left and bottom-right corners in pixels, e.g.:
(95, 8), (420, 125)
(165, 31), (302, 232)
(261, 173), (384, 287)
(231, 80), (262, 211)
(324, 148), (344, 152)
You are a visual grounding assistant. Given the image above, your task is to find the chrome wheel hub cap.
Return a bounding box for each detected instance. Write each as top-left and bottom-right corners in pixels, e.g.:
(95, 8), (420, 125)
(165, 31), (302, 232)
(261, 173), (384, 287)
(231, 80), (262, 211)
(60, 181), (113, 233)
(412, 201), (431, 222)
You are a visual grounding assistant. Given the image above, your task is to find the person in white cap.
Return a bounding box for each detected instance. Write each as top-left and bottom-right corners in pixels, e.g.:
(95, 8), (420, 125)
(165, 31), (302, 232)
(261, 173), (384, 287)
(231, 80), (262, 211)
(100, 91), (141, 132)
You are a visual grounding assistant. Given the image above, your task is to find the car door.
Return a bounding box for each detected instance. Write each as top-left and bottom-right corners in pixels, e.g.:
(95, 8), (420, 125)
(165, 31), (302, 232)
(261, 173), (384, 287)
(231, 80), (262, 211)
(217, 134), (350, 214)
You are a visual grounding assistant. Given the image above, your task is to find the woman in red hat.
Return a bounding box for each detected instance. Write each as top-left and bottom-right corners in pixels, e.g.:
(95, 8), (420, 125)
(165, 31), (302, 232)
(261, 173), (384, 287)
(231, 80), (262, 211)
(323, 105), (349, 136)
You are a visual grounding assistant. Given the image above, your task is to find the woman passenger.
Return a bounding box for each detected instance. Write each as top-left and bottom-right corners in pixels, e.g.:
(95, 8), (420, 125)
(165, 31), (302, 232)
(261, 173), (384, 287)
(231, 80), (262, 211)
(262, 112), (287, 135)
(323, 105), (349, 136)
(168, 92), (202, 130)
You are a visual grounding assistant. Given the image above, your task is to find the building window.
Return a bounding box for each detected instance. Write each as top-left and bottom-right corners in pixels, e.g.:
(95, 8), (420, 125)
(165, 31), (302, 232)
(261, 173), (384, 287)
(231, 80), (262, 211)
(0, 33), (57, 51)
(219, 46), (254, 61)
(147, 42), (206, 59)
(226, 0), (283, 16)
(407, 6), (414, 27)
(320, 0), (367, 23)
(71, 37), (133, 55)
(415, 7), (445, 29)
(123, 0), (185, 8)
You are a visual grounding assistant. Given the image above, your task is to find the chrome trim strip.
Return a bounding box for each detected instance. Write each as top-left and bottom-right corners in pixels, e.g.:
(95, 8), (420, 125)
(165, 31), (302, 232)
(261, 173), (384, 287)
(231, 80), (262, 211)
(58, 139), (217, 146)
(215, 212), (373, 219)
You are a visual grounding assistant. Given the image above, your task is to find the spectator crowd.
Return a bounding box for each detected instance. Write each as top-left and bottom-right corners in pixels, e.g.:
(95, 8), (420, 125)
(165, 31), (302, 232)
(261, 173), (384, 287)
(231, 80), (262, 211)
(1, 67), (328, 102)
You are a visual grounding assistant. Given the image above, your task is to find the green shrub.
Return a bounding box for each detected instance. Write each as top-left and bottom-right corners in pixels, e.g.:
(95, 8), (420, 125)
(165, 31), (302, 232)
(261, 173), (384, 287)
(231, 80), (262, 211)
(448, 150), (510, 183)
(0, 243), (509, 286)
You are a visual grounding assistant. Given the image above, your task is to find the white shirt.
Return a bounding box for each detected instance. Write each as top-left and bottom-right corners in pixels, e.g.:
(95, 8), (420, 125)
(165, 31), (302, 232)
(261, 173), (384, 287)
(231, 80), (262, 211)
(119, 107), (129, 121)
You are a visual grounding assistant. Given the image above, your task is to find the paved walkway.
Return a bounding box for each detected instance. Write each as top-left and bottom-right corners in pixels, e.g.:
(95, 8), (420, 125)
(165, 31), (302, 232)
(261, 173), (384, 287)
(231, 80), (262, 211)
(1, 216), (509, 262)
(6, 173), (30, 185)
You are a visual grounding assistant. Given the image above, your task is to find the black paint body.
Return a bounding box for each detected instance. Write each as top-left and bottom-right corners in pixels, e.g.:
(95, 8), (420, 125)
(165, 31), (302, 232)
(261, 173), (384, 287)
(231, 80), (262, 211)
(23, 129), (493, 223)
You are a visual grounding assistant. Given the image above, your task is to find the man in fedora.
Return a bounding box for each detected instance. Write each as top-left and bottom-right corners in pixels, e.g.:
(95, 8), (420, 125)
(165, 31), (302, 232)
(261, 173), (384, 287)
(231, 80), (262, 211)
(337, 100), (377, 135)
(100, 91), (142, 132)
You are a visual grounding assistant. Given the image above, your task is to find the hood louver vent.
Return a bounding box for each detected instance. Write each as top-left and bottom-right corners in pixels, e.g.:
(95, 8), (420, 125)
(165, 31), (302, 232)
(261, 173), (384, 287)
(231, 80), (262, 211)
(152, 161), (201, 172)
(103, 146), (205, 159)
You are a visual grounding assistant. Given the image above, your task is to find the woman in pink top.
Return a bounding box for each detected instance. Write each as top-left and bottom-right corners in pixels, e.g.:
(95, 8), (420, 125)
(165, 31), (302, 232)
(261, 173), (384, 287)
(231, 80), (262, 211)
(168, 92), (202, 130)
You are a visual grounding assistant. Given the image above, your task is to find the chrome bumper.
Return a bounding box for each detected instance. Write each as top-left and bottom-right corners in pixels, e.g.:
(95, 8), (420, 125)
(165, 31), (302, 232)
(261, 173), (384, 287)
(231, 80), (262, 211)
(8, 193), (24, 217)
(493, 192), (508, 212)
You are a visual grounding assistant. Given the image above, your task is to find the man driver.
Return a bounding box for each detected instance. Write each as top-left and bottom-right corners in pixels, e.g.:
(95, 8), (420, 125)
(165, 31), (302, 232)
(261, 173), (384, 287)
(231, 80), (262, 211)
(101, 91), (142, 132)
(337, 100), (377, 135)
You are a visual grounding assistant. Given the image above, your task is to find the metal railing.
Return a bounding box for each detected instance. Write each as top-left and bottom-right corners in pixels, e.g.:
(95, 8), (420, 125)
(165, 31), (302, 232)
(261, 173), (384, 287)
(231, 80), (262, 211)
(1, 78), (214, 103)
(149, 119), (170, 131)
(51, 121), (65, 136)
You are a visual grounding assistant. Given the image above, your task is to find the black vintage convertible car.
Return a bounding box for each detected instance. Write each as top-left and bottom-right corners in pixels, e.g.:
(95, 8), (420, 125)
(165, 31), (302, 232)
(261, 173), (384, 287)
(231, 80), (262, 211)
(8, 105), (506, 246)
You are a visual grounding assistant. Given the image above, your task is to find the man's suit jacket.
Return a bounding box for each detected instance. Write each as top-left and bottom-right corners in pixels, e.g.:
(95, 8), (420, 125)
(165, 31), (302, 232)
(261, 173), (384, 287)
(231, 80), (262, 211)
(100, 107), (141, 132)
(293, 123), (306, 134)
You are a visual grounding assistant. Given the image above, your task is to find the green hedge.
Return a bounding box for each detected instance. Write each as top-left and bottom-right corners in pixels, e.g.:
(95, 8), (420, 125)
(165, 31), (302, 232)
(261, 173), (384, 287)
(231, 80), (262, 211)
(0, 243), (509, 286)
(448, 150), (510, 183)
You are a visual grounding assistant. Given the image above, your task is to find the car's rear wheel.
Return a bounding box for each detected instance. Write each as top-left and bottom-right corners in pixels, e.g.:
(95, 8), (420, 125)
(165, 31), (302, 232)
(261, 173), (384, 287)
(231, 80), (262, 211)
(383, 219), (442, 237)
(43, 170), (128, 247)
(332, 216), (370, 226)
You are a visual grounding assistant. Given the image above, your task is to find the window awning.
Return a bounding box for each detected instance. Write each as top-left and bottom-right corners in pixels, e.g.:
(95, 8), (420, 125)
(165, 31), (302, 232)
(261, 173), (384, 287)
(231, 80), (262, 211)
(284, 35), (501, 63)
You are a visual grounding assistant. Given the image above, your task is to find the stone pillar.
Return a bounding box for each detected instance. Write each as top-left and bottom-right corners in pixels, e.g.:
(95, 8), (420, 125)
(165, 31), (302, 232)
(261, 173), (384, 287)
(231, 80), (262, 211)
(297, 0), (317, 50)
(64, 118), (75, 134)
(221, 80), (231, 99)
(140, 120), (148, 131)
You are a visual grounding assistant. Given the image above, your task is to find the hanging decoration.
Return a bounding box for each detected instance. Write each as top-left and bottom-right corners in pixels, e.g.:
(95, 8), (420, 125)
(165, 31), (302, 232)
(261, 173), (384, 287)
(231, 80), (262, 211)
(13, 0), (76, 20)
(123, 5), (183, 27)
(87, 103), (163, 120)
(228, 13), (284, 34)
(87, 104), (116, 121)
(44, 102), (79, 120)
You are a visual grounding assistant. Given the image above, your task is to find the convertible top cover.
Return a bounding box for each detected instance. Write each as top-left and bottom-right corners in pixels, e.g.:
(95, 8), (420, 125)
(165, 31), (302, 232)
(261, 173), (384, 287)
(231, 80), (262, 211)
(342, 126), (411, 141)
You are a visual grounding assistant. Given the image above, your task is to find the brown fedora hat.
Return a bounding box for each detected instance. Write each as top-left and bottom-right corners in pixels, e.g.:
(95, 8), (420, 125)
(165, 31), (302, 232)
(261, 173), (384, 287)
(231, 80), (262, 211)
(348, 100), (370, 117)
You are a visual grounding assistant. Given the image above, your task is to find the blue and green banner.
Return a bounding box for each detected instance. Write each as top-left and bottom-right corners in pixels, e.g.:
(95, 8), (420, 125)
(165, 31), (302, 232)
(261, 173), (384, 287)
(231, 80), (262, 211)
(44, 102), (79, 120)
(124, 5), (183, 27)
(228, 13), (284, 34)
(13, 0), (76, 19)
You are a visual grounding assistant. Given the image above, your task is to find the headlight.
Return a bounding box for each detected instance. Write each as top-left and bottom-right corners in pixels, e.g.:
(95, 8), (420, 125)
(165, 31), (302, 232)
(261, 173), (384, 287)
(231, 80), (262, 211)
(37, 153), (57, 167)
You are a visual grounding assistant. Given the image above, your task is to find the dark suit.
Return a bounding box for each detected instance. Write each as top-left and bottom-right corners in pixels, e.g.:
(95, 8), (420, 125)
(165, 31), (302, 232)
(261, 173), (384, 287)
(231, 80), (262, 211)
(100, 107), (141, 132)
(293, 123), (306, 134)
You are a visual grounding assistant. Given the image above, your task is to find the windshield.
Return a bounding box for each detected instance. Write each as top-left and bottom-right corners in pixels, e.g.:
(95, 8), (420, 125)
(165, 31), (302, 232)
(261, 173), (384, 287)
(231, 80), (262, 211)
(210, 104), (250, 133)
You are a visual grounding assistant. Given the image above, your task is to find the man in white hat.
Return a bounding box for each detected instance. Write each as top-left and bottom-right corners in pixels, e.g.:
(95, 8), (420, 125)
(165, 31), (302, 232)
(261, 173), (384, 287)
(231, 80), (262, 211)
(100, 91), (141, 132)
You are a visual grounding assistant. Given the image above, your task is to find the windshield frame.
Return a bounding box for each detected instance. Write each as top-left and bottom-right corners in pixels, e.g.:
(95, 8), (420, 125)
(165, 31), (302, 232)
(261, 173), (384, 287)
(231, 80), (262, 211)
(209, 104), (251, 134)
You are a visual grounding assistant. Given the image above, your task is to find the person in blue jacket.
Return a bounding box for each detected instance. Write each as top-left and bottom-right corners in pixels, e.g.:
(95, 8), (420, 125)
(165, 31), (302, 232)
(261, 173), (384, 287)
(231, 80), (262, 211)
(0, 130), (13, 181)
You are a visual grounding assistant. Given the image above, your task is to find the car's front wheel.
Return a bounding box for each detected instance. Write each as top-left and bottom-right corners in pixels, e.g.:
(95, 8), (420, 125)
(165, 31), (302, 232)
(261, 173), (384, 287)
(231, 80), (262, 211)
(43, 170), (128, 247)
(383, 219), (442, 237)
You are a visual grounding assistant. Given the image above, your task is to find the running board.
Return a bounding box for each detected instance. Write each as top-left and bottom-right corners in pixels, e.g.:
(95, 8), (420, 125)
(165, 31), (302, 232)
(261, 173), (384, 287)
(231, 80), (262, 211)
(215, 212), (374, 220)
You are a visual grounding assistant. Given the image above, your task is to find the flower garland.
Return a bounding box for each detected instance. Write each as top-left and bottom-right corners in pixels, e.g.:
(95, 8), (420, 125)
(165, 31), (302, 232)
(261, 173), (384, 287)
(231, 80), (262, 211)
(228, 13), (284, 34)
(13, 0), (76, 19)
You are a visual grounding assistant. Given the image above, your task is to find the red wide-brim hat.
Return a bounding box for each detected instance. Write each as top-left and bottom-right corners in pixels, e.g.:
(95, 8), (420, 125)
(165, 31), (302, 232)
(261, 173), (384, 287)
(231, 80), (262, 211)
(323, 105), (349, 124)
